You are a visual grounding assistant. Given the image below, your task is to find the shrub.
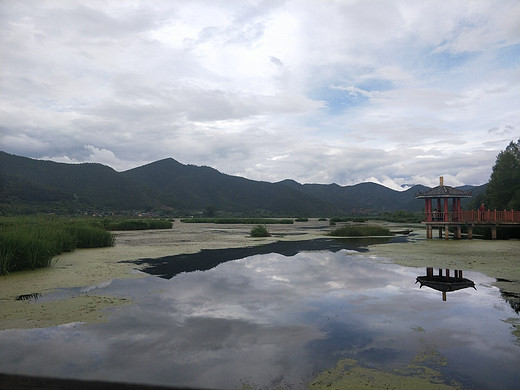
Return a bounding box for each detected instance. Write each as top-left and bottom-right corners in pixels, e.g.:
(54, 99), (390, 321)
(295, 218), (309, 222)
(250, 224), (270, 237)
(329, 225), (393, 237)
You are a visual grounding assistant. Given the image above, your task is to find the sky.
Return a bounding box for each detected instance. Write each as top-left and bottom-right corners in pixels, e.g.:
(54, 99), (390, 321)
(1, 0), (519, 190)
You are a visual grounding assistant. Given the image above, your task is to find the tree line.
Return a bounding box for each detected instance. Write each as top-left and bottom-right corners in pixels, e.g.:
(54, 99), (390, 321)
(471, 138), (520, 210)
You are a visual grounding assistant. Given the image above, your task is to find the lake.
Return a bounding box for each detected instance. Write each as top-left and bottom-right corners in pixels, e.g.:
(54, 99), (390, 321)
(1, 240), (519, 389)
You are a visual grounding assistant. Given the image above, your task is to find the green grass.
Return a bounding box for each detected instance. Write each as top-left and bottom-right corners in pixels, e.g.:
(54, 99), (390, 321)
(328, 224), (393, 237)
(0, 216), (114, 275)
(105, 219), (172, 231)
(250, 224), (271, 237)
(180, 218), (294, 224)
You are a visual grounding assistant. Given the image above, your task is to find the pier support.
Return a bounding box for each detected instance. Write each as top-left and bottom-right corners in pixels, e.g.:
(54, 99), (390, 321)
(454, 226), (461, 239)
(468, 225), (473, 239)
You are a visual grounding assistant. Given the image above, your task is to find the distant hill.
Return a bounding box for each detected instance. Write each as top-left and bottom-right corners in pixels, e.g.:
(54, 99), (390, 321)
(0, 151), (486, 216)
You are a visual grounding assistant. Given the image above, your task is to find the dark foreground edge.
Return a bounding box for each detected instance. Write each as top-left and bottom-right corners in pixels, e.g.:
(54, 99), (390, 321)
(0, 373), (219, 390)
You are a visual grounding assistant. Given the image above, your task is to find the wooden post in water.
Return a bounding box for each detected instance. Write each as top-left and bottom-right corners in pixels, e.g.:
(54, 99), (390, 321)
(455, 226), (461, 239)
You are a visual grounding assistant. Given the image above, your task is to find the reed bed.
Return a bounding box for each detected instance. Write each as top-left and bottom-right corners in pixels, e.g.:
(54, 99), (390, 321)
(180, 218), (294, 224)
(0, 217), (114, 275)
(328, 224), (393, 237)
(105, 219), (172, 231)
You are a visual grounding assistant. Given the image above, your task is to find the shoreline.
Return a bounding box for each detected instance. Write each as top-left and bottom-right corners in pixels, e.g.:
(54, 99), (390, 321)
(1, 219), (519, 330)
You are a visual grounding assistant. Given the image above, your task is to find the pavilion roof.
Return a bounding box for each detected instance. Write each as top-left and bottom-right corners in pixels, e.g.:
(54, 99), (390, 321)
(415, 185), (472, 199)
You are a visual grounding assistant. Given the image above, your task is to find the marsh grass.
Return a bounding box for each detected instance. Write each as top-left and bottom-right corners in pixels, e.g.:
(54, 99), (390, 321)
(329, 224), (393, 237)
(105, 219), (172, 231)
(181, 218), (294, 224)
(250, 224), (271, 237)
(0, 217), (114, 275)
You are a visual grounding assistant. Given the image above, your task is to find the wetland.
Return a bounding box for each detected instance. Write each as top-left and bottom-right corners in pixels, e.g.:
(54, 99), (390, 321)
(1, 220), (519, 389)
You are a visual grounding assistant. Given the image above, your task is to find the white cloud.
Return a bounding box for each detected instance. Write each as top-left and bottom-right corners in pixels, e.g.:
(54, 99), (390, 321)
(1, 0), (519, 191)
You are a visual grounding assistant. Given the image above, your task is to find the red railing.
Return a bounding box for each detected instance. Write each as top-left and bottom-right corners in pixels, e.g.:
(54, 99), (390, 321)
(425, 210), (520, 223)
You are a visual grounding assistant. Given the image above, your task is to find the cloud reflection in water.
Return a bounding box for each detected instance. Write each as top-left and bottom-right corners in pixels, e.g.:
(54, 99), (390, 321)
(1, 249), (519, 389)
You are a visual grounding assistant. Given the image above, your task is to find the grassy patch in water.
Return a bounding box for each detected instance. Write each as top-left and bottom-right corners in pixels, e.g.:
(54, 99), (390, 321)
(250, 224), (270, 237)
(0, 216), (114, 275)
(105, 219), (172, 231)
(180, 218), (294, 224)
(328, 224), (393, 237)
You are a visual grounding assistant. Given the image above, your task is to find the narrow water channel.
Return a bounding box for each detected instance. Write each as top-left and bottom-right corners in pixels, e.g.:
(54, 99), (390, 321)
(1, 244), (519, 389)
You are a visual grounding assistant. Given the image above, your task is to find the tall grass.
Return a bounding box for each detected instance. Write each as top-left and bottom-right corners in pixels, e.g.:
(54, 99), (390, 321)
(105, 219), (173, 231)
(250, 224), (271, 237)
(328, 224), (393, 237)
(0, 217), (114, 275)
(180, 218), (294, 224)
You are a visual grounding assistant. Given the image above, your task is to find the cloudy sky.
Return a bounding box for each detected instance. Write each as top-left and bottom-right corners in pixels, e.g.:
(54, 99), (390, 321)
(1, 0), (519, 190)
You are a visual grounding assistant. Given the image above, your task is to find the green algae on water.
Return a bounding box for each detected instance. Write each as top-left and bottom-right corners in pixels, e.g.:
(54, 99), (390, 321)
(308, 358), (463, 390)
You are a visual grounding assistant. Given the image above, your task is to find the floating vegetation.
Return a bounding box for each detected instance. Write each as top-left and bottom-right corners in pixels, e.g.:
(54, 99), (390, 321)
(309, 357), (463, 390)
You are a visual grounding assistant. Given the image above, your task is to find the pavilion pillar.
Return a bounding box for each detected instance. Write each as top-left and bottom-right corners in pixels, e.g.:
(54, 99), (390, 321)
(453, 197), (461, 221)
(425, 199), (431, 221)
(454, 225), (461, 239)
(443, 198), (449, 221)
(444, 224), (449, 239)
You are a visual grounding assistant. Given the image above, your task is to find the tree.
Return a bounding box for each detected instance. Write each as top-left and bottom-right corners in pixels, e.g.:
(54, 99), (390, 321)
(486, 139), (520, 209)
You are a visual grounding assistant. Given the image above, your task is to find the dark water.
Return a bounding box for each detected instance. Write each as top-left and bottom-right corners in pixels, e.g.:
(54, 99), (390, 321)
(1, 244), (519, 389)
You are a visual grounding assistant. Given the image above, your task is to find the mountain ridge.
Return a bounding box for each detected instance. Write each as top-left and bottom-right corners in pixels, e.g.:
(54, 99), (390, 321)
(0, 151), (486, 216)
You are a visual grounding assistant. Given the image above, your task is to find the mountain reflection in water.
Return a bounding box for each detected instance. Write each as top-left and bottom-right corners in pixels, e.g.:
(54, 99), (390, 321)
(0, 245), (519, 390)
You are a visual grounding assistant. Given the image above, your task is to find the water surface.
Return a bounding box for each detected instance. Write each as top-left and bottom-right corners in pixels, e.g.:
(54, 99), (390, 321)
(1, 246), (519, 389)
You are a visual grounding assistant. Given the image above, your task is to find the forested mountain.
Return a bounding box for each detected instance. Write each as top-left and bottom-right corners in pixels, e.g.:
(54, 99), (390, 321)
(0, 151), (485, 216)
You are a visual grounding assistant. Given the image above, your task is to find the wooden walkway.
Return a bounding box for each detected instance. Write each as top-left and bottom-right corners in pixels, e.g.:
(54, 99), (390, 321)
(424, 209), (520, 239)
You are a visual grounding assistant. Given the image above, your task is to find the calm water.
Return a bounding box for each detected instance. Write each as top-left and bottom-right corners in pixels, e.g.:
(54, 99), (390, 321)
(1, 246), (519, 389)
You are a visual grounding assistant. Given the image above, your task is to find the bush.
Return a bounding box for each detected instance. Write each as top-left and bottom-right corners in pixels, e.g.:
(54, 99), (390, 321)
(328, 224), (393, 237)
(295, 218), (309, 222)
(250, 224), (271, 237)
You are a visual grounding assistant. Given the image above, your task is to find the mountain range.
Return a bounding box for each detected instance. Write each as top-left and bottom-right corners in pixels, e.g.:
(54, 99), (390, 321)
(0, 151), (486, 216)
